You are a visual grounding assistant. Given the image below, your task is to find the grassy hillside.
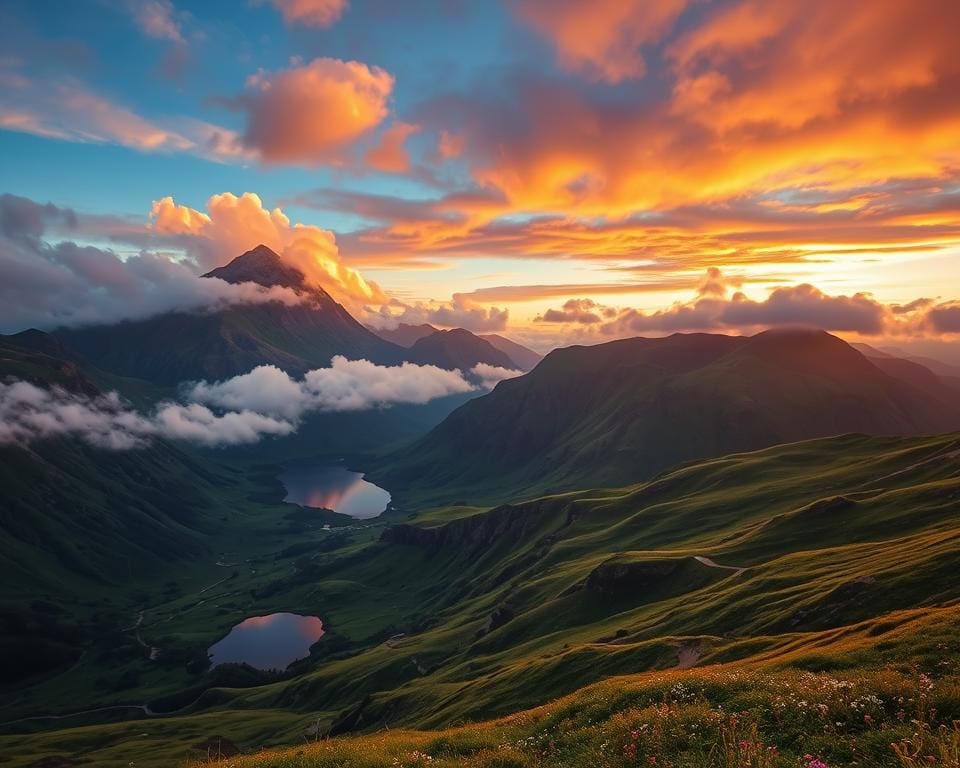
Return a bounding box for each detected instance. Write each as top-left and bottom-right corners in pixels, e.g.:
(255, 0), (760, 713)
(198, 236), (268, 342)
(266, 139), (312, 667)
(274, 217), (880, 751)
(5, 431), (959, 766)
(373, 330), (960, 504)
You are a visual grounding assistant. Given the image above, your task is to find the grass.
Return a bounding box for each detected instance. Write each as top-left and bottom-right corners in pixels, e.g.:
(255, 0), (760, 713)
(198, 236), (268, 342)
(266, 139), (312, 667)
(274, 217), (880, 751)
(177, 664), (960, 767)
(4, 432), (960, 766)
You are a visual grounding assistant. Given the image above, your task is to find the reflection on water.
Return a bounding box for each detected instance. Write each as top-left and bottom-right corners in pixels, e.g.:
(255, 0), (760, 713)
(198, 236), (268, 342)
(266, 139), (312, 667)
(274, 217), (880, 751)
(208, 612), (324, 671)
(280, 463), (391, 519)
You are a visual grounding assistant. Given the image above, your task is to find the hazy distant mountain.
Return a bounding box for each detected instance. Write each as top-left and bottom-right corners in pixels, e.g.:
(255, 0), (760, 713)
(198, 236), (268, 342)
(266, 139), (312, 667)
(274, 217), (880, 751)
(853, 342), (960, 381)
(405, 328), (518, 371)
(56, 245), (406, 386)
(478, 334), (543, 371)
(371, 325), (540, 371)
(369, 323), (439, 347)
(375, 329), (960, 501)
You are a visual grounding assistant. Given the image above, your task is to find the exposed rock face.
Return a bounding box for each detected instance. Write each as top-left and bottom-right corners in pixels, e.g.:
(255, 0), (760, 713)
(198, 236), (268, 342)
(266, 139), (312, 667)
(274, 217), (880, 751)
(584, 559), (682, 597)
(476, 604), (515, 637)
(380, 500), (562, 555)
(202, 244), (307, 290)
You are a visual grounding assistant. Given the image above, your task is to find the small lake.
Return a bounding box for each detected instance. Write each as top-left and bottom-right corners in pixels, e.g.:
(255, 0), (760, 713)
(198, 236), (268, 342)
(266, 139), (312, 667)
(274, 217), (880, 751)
(208, 612), (324, 671)
(280, 462), (391, 519)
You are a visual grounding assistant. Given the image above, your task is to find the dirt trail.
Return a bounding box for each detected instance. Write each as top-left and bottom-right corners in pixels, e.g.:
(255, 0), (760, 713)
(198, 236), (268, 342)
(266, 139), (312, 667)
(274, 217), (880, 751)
(126, 610), (160, 660)
(693, 555), (747, 576)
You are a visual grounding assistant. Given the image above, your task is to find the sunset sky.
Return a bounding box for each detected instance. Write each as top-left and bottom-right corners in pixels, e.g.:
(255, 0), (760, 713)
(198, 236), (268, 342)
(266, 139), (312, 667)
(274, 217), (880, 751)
(2, 0), (959, 355)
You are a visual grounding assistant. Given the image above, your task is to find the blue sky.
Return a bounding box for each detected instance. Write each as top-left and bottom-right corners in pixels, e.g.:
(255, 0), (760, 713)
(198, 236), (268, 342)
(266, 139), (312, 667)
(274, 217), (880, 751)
(2, 0), (959, 352)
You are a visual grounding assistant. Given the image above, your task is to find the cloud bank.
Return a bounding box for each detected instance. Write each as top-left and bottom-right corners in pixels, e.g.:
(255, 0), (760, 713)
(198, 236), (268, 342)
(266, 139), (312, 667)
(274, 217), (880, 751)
(187, 356), (476, 420)
(1, 357), (518, 450)
(0, 381), (293, 449)
(0, 194), (309, 333)
(374, 294), (509, 333)
(534, 269), (960, 339)
(150, 192), (386, 306)
(0, 192), (393, 332)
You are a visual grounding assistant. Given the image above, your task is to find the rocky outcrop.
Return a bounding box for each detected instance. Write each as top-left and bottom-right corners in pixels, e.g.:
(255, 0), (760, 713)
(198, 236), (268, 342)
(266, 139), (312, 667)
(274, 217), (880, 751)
(380, 500), (566, 556)
(585, 559), (683, 597)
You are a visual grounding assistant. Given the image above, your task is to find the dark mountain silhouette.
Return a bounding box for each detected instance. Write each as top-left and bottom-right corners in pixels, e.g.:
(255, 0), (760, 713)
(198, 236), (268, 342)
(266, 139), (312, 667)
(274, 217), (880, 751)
(852, 342), (960, 394)
(405, 328), (518, 370)
(55, 245), (406, 386)
(369, 323), (439, 347)
(373, 329), (960, 501)
(479, 334), (543, 370)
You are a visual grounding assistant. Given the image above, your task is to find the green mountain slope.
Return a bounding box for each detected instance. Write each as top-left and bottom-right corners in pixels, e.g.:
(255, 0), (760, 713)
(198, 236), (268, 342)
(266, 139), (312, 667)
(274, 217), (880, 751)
(0, 332), (236, 684)
(373, 329), (960, 502)
(8, 430), (959, 766)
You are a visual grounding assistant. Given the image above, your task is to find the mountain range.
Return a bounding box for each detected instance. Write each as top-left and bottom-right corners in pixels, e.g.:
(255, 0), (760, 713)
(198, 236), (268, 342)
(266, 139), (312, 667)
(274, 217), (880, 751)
(52, 245), (537, 387)
(368, 323), (542, 371)
(5, 246), (960, 767)
(374, 328), (960, 501)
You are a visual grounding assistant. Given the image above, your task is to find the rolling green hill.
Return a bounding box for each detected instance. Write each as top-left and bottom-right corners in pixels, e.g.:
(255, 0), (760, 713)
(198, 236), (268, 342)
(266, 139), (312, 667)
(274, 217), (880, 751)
(373, 329), (960, 503)
(5, 430), (959, 766)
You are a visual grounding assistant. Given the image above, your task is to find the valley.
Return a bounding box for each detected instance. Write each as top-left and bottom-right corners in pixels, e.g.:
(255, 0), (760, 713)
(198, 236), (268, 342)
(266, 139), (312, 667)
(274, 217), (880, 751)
(2, 249), (959, 768)
(4, 6), (960, 765)
(3, 427), (959, 766)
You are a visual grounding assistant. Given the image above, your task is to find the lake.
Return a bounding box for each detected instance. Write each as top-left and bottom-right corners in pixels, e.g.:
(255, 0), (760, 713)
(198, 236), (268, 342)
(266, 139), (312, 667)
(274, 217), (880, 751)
(208, 612), (324, 671)
(280, 462), (391, 519)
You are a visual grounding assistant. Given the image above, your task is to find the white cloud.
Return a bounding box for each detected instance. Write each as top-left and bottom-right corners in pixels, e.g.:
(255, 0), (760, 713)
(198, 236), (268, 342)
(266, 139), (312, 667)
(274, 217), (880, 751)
(0, 357), (498, 450)
(0, 193), (310, 333)
(187, 356), (476, 420)
(0, 381), (292, 449)
(470, 363), (523, 389)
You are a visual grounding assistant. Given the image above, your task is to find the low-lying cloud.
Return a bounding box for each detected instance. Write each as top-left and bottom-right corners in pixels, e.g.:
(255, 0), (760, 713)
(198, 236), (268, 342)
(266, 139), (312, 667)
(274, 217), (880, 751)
(0, 196), (306, 333)
(0, 380), (294, 449)
(187, 356), (477, 420)
(1, 357), (520, 450)
(471, 363), (524, 389)
(0, 192), (387, 332)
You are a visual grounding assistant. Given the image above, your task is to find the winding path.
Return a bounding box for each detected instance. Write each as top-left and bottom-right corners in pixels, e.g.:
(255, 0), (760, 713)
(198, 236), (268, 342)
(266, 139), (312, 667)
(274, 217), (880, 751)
(693, 555), (747, 576)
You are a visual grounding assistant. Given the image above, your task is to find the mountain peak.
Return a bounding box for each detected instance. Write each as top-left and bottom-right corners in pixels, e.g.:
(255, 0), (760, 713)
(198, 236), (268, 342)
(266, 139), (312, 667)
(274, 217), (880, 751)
(202, 244), (307, 290)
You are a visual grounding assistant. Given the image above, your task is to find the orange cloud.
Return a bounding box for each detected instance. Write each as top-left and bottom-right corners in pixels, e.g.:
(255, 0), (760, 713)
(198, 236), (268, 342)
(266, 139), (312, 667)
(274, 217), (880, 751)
(0, 63), (242, 160)
(373, 294), (509, 333)
(668, 0), (959, 131)
(536, 298), (613, 325)
(267, 0), (348, 27)
(126, 0), (185, 43)
(150, 192), (386, 307)
(516, 0), (690, 83)
(533, 270), (960, 339)
(437, 130), (465, 160)
(239, 58), (394, 165)
(366, 122), (420, 173)
(309, 1), (960, 291)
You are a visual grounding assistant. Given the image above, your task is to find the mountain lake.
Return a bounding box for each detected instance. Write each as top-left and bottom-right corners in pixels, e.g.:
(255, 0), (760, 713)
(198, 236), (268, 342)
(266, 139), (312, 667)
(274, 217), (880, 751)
(208, 613), (325, 671)
(279, 461), (392, 519)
